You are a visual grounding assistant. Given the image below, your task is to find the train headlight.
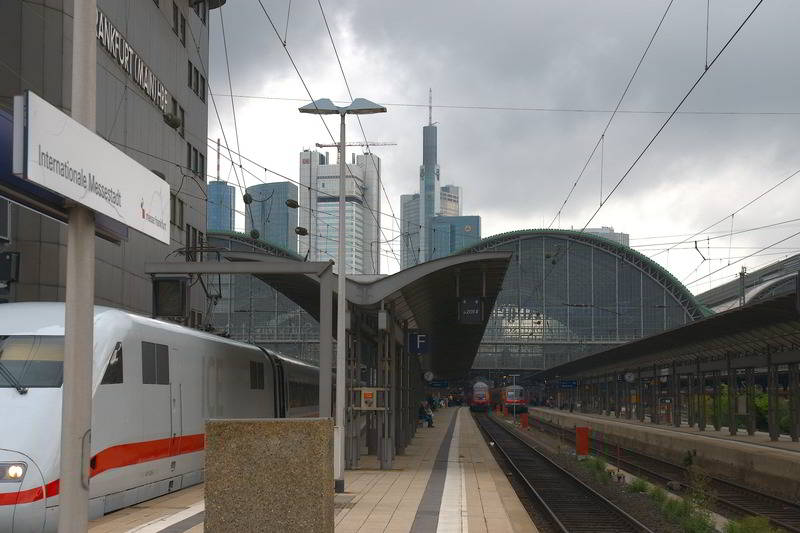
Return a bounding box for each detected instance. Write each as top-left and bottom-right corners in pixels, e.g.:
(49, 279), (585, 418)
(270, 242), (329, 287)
(0, 463), (26, 482)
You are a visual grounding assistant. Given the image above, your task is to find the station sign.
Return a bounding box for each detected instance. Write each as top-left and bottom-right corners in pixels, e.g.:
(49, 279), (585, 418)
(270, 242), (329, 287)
(559, 379), (578, 389)
(408, 330), (429, 355)
(13, 91), (170, 244)
(458, 296), (483, 324)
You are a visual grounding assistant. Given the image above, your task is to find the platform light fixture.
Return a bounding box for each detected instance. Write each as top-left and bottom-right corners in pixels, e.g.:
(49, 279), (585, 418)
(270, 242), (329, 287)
(299, 97), (386, 493)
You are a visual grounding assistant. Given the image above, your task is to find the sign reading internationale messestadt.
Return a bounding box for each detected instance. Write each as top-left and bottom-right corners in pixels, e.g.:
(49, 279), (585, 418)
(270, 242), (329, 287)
(12, 91), (170, 244)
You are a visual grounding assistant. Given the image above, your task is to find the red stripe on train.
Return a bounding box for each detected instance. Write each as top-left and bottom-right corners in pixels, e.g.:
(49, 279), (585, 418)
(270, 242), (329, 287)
(0, 434), (205, 506)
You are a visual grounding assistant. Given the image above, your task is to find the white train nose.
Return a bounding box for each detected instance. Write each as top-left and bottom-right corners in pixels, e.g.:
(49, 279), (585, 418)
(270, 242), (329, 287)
(0, 451), (46, 533)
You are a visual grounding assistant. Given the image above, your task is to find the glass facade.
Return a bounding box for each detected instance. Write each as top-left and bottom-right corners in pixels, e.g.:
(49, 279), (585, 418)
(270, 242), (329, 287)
(461, 230), (708, 371)
(244, 182), (298, 252)
(207, 181), (235, 232)
(429, 215), (481, 260)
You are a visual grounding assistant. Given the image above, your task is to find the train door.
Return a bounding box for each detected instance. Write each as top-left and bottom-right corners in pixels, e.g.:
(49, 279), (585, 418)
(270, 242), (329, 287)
(141, 341), (171, 444)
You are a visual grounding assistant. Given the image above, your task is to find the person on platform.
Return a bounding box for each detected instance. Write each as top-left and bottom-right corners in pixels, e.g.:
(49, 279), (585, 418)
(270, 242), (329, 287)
(419, 402), (433, 427)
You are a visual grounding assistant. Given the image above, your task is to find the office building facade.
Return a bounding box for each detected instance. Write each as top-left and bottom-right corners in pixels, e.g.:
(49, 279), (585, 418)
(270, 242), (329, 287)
(429, 215), (481, 261)
(585, 226), (630, 247)
(207, 180), (236, 232)
(0, 0), (212, 325)
(244, 182), (299, 252)
(439, 185), (462, 216)
(298, 150), (381, 274)
(418, 123), (440, 261)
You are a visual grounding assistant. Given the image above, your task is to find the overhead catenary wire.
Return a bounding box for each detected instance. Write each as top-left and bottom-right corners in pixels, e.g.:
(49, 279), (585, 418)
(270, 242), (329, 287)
(211, 93), (800, 117)
(649, 165), (800, 259)
(579, 0), (766, 232)
(315, 0), (407, 267)
(548, 0), (675, 228)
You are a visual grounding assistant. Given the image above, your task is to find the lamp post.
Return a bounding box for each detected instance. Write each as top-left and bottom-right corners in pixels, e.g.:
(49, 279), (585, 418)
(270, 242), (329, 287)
(299, 98), (386, 492)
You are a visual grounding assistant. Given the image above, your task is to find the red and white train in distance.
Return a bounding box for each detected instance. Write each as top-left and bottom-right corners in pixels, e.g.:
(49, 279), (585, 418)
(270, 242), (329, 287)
(489, 384), (528, 414)
(468, 381), (490, 412)
(0, 302), (319, 532)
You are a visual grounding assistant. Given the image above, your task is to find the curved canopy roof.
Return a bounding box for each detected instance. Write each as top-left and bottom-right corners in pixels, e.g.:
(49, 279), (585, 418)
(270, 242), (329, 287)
(455, 228), (710, 321)
(198, 232), (513, 378)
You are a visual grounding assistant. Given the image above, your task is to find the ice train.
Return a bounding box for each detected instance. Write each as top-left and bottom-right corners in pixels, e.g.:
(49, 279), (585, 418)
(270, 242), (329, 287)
(0, 302), (319, 532)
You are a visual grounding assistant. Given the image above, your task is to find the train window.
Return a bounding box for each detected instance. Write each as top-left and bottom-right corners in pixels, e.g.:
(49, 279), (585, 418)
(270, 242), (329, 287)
(250, 360), (264, 390)
(156, 344), (169, 384)
(142, 342), (169, 384)
(288, 380), (318, 408)
(100, 342), (123, 384)
(0, 335), (64, 388)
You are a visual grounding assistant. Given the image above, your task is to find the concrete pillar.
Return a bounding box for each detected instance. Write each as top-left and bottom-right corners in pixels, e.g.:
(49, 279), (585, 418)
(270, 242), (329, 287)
(791, 363), (800, 443)
(625, 380), (632, 419)
(604, 374), (610, 415)
(698, 360), (706, 432)
(713, 371), (722, 431)
(318, 267), (334, 420)
(652, 365), (659, 425)
(768, 352), (779, 442)
(746, 367), (756, 436)
(727, 354), (737, 436)
(687, 371), (694, 428)
(615, 374), (620, 418)
(672, 362), (681, 427)
(637, 368), (645, 422)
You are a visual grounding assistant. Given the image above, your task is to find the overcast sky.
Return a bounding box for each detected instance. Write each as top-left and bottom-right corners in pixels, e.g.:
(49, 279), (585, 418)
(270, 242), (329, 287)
(206, 0), (800, 292)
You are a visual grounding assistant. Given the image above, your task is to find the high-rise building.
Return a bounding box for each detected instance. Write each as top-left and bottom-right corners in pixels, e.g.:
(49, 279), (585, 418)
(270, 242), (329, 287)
(244, 182), (299, 252)
(439, 185), (462, 216)
(429, 215), (481, 261)
(584, 226), (630, 247)
(0, 0), (212, 325)
(207, 181), (236, 232)
(298, 150), (381, 274)
(418, 93), (440, 262)
(400, 194), (420, 269)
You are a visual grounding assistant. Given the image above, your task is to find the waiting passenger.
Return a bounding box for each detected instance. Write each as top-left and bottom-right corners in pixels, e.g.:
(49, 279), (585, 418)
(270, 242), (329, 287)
(419, 402), (434, 427)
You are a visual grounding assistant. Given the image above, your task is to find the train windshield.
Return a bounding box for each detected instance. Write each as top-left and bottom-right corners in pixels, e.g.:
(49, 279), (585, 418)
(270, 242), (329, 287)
(0, 335), (65, 388)
(507, 389), (521, 400)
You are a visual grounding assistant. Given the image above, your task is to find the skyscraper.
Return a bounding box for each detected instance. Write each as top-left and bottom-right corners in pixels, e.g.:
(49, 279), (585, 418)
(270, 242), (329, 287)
(244, 182), (299, 252)
(418, 89), (440, 262)
(400, 193), (420, 269)
(298, 150), (382, 274)
(207, 180), (236, 232)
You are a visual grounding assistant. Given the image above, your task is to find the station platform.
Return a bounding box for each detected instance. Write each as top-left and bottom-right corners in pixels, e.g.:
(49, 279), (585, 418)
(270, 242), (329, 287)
(89, 407), (537, 533)
(528, 407), (800, 500)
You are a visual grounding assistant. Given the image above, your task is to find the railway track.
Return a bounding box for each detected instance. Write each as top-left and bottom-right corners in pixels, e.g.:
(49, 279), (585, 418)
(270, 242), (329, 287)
(532, 414), (800, 532)
(474, 414), (653, 533)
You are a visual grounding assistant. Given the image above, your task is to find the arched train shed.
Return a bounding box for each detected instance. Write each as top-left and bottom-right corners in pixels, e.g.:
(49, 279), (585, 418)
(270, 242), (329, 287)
(456, 229), (710, 371)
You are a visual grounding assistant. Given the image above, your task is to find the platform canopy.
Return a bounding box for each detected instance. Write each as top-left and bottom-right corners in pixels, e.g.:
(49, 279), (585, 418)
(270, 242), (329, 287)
(535, 292), (800, 381)
(151, 232), (513, 379)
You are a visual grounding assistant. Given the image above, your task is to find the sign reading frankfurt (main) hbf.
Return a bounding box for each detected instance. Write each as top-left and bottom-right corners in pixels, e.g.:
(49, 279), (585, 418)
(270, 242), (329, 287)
(12, 91), (170, 244)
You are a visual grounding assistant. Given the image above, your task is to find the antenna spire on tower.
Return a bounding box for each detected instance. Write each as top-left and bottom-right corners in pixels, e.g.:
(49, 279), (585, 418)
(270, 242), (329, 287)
(428, 88), (432, 126)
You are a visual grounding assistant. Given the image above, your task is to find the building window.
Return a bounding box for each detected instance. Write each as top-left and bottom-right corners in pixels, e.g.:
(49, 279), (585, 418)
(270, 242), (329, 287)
(142, 342), (169, 385)
(193, 67), (199, 94)
(192, 148), (199, 173)
(186, 142), (192, 169)
(250, 360), (265, 390)
(180, 14), (186, 46)
(187, 60), (193, 89)
(170, 194), (184, 228)
(193, 0), (207, 24)
(172, 2), (179, 35)
(199, 75), (206, 102)
(179, 106), (185, 137)
(198, 153), (205, 177)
